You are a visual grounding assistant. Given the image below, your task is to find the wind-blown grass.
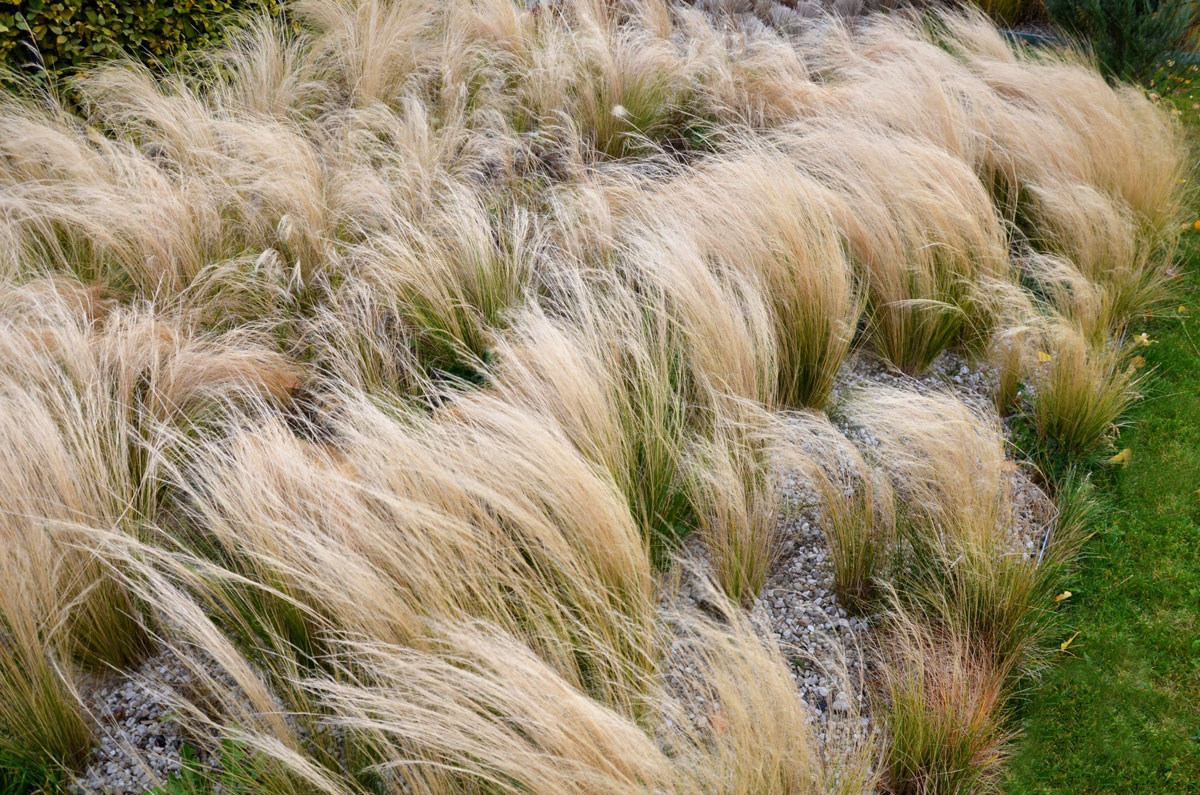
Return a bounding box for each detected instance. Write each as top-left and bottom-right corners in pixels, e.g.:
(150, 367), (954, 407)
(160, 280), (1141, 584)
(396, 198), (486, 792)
(0, 1), (1188, 790)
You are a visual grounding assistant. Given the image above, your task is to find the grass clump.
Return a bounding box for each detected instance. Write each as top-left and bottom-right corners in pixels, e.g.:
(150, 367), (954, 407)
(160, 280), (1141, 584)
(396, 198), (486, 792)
(788, 413), (898, 616)
(0, 519), (95, 785)
(1024, 181), (1175, 332)
(492, 280), (700, 561)
(878, 611), (1014, 795)
(847, 387), (1052, 670)
(1026, 321), (1144, 461)
(819, 467), (896, 617)
(777, 120), (1009, 374)
(660, 145), (860, 407)
(688, 406), (780, 607)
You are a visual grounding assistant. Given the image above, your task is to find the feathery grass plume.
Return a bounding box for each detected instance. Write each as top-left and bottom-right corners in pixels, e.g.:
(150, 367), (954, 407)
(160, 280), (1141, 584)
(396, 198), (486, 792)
(0, 100), (214, 297)
(0, 393), (97, 781)
(784, 413), (897, 616)
(298, 0), (440, 109)
(0, 2), (1188, 790)
(302, 284), (426, 399)
(110, 544), (871, 794)
(1026, 320), (1143, 459)
(677, 6), (823, 130)
(491, 273), (702, 559)
(0, 287), (298, 666)
(1017, 251), (1125, 348)
(175, 388), (658, 716)
(1023, 182), (1171, 330)
(845, 386), (1012, 550)
(815, 11), (1187, 250)
(988, 324), (1031, 416)
(201, 13), (324, 120)
(980, 278), (1043, 415)
(810, 12), (1012, 182)
(687, 403), (780, 607)
(656, 143), (859, 408)
(538, 169), (643, 266)
(876, 607), (1013, 795)
(93, 542), (341, 795)
(775, 120), (1009, 372)
(1, 71), (333, 304)
(846, 387), (1054, 669)
(613, 225), (783, 603)
(622, 222), (780, 408)
(332, 188), (539, 388)
(307, 625), (680, 794)
(496, 247), (771, 580)
(942, 15), (1190, 241)
(663, 586), (881, 794)
(0, 371), (148, 672)
(505, 0), (711, 160)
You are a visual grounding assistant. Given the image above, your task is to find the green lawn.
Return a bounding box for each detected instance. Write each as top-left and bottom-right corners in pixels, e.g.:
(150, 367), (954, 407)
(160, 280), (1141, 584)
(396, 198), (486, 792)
(1005, 118), (1200, 789)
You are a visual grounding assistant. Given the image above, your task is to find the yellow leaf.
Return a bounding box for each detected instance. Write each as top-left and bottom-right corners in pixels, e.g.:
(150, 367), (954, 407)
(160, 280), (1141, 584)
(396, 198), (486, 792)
(1192, 219), (1200, 230)
(1061, 631), (1081, 652)
(1037, 350), (1053, 363)
(1054, 590), (1073, 602)
(1108, 448), (1132, 465)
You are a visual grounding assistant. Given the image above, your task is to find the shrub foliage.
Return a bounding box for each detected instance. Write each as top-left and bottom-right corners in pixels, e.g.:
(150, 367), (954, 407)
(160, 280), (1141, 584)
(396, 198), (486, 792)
(0, 0), (282, 87)
(1045, 0), (1200, 83)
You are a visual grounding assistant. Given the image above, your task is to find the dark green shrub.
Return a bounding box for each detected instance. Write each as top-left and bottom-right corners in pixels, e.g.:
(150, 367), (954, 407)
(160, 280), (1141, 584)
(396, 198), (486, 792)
(1045, 0), (1200, 84)
(970, 0), (1046, 28)
(0, 0), (284, 89)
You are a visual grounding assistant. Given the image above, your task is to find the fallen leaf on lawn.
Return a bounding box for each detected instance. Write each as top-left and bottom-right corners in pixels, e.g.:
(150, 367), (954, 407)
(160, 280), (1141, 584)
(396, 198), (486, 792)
(1108, 448), (1132, 465)
(1037, 350), (1053, 363)
(1061, 631), (1081, 652)
(1054, 590), (1073, 602)
(1131, 355), (1146, 369)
